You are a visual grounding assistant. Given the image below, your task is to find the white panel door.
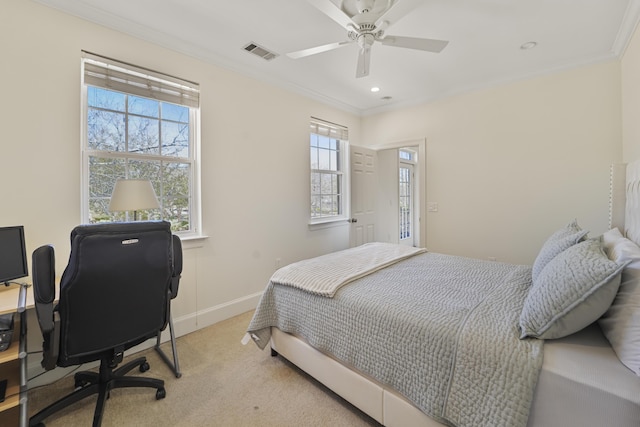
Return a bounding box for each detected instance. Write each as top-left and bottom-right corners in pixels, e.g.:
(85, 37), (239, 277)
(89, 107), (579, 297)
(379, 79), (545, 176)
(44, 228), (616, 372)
(350, 145), (377, 247)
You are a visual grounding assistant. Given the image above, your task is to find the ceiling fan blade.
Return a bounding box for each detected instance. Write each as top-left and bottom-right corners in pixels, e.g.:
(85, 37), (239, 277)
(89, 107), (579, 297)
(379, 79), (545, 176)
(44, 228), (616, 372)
(374, 0), (423, 30)
(355, 45), (372, 78)
(307, 0), (356, 31)
(287, 40), (354, 59)
(380, 36), (449, 53)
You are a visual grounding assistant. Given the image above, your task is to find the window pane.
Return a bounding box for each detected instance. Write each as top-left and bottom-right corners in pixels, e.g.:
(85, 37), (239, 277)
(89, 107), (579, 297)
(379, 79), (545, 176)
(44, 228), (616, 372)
(310, 195), (321, 217)
(161, 102), (189, 122)
(320, 173), (331, 194)
(321, 196), (337, 216)
(318, 135), (331, 149)
(318, 148), (331, 170)
(89, 156), (125, 197)
(330, 150), (337, 170)
(310, 146), (318, 169)
(128, 95), (159, 118)
(311, 172), (321, 194)
(330, 139), (337, 150)
(128, 159), (161, 183)
(310, 133), (319, 147)
(399, 150), (412, 160)
(163, 198), (189, 231)
(88, 87), (125, 112)
(88, 109), (125, 151)
(163, 162), (190, 197)
(163, 162), (191, 232)
(162, 121), (189, 157)
(89, 198), (125, 223)
(88, 155), (125, 223)
(128, 116), (160, 154)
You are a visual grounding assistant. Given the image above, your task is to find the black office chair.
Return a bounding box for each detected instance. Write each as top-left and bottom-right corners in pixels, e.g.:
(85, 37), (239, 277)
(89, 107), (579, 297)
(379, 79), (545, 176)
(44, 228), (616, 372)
(29, 221), (182, 427)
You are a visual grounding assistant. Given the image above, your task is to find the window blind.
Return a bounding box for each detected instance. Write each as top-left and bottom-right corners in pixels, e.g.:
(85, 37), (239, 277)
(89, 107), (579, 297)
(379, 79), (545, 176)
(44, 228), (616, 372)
(310, 118), (349, 140)
(82, 51), (200, 108)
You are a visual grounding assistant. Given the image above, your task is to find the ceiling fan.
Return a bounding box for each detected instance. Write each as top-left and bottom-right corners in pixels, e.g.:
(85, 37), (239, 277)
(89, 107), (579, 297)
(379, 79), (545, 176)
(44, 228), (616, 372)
(287, 0), (449, 78)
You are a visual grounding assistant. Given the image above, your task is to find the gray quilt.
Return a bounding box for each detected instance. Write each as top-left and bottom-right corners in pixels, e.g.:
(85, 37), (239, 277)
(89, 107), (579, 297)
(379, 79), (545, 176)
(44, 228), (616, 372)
(247, 252), (543, 427)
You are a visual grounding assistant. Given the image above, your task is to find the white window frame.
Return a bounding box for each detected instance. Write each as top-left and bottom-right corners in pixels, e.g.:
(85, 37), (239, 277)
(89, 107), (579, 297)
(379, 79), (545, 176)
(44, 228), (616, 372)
(80, 51), (202, 238)
(309, 118), (349, 225)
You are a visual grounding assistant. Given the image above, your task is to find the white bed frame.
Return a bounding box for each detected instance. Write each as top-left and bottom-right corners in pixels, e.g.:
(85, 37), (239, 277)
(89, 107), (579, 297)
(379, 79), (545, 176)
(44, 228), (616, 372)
(269, 162), (640, 427)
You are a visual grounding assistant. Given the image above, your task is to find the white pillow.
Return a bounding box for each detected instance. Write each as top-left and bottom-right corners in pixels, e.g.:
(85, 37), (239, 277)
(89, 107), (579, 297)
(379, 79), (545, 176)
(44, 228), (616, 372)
(598, 228), (640, 375)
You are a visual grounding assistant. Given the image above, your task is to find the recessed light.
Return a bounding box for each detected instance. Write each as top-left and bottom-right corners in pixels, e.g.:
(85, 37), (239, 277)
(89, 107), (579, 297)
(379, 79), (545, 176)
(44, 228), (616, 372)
(520, 41), (537, 50)
(370, 87), (380, 93)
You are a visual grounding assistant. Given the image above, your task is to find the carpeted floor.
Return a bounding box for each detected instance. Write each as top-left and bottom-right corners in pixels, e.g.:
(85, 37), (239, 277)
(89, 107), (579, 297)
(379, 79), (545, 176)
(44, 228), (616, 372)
(27, 310), (382, 426)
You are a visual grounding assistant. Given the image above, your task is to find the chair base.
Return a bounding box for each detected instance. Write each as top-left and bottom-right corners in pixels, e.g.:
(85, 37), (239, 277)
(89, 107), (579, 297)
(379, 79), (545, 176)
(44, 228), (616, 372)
(29, 356), (165, 427)
(155, 313), (182, 378)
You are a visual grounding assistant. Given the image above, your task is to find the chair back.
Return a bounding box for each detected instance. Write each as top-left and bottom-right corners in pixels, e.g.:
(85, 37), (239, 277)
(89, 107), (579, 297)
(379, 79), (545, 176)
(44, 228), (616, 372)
(56, 221), (173, 366)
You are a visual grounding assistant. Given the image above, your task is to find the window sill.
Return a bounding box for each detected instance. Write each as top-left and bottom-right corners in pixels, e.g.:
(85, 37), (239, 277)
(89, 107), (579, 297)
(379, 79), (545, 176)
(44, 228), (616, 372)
(176, 233), (208, 249)
(308, 219), (350, 231)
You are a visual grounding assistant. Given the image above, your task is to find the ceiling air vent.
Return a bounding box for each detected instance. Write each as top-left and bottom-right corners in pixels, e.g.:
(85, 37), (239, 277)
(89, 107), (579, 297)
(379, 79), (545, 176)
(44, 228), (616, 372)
(243, 42), (279, 61)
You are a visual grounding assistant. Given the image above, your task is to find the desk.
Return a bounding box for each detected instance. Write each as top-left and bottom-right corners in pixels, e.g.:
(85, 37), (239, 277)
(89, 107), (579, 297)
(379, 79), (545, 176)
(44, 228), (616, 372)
(0, 283), (29, 427)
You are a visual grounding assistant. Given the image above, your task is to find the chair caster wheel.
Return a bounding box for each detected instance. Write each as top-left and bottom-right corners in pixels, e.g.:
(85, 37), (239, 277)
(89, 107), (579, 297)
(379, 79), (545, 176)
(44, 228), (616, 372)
(140, 361), (150, 373)
(156, 387), (166, 399)
(74, 379), (88, 388)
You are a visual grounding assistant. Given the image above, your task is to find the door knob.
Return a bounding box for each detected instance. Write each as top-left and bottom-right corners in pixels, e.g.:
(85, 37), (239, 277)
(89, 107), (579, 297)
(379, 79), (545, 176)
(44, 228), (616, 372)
(349, 218), (358, 223)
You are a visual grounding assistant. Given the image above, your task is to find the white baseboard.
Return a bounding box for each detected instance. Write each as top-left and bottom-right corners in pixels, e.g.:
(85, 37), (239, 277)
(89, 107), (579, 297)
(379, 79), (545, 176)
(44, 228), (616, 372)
(193, 291), (262, 330)
(27, 292), (262, 388)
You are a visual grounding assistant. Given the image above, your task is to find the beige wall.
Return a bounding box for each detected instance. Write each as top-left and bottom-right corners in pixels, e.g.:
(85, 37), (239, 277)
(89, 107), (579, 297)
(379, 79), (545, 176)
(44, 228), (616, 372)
(0, 0), (360, 335)
(363, 61), (622, 264)
(622, 20), (640, 162)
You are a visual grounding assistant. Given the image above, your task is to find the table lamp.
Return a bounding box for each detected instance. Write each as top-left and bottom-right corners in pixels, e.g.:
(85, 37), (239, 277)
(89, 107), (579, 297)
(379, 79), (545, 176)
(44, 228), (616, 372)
(108, 179), (160, 220)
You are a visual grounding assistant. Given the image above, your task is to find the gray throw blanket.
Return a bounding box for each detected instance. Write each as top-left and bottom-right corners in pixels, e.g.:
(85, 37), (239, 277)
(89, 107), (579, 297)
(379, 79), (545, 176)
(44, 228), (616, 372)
(247, 252), (543, 427)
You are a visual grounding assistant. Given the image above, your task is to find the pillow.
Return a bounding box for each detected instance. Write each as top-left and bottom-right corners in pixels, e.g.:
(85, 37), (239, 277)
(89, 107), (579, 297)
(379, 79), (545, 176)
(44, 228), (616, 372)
(598, 228), (640, 375)
(531, 219), (588, 282)
(520, 238), (626, 339)
(602, 227), (625, 253)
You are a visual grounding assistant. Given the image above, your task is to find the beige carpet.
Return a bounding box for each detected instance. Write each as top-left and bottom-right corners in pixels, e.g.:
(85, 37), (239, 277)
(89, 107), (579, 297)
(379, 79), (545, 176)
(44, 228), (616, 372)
(28, 311), (382, 426)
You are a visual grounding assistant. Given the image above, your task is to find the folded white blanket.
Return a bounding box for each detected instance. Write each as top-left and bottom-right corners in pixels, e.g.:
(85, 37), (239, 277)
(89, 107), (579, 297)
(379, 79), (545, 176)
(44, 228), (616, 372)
(269, 242), (427, 297)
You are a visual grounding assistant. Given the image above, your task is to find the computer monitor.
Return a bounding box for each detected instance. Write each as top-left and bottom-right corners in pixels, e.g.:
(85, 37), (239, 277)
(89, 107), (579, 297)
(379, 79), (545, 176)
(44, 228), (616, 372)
(0, 226), (28, 284)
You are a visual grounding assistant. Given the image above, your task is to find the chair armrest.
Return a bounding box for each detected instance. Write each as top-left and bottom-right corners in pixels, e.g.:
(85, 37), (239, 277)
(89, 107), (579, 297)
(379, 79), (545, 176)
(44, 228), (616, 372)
(170, 235), (183, 299)
(32, 245), (60, 371)
(32, 245), (56, 333)
(41, 312), (60, 371)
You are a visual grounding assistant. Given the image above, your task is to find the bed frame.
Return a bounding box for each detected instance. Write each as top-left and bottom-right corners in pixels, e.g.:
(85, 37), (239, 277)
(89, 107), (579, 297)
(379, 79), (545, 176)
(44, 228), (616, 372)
(269, 162), (640, 427)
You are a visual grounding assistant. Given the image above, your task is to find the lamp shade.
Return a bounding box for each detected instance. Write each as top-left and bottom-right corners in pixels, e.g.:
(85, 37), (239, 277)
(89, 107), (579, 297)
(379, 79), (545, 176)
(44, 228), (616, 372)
(108, 179), (160, 212)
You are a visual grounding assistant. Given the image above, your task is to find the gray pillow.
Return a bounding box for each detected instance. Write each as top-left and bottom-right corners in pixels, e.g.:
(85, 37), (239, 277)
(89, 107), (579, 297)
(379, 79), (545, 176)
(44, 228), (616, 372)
(531, 219), (588, 282)
(520, 238), (627, 339)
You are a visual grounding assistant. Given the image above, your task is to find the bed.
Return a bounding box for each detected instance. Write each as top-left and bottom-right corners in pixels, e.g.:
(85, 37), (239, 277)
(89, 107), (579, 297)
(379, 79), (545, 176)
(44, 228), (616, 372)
(246, 161), (640, 427)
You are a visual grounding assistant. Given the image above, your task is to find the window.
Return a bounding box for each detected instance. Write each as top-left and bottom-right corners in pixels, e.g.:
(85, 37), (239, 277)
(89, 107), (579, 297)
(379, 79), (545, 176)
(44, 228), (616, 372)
(309, 118), (348, 223)
(81, 52), (201, 235)
(399, 149), (416, 245)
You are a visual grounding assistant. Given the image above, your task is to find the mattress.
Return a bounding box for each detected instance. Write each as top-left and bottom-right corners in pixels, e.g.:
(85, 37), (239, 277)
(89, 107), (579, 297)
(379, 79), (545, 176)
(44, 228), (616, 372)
(528, 322), (640, 427)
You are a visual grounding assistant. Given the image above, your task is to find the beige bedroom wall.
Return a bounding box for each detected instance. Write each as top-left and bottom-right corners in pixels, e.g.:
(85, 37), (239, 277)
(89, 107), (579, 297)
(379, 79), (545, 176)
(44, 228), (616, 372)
(362, 61), (622, 265)
(622, 19), (640, 162)
(0, 0), (360, 335)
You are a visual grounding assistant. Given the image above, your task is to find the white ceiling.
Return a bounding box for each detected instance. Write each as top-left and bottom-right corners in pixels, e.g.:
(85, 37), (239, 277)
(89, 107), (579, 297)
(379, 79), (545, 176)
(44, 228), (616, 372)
(35, 0), (640, 115)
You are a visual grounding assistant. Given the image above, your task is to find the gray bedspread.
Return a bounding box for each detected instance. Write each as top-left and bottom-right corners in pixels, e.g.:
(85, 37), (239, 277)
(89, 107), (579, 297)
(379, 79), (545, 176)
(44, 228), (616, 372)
(247, 252), (544, 427)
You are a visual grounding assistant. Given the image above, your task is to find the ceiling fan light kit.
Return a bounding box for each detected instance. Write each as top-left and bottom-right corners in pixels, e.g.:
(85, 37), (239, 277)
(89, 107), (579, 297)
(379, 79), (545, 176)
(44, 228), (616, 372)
(288, 0), (449, 78)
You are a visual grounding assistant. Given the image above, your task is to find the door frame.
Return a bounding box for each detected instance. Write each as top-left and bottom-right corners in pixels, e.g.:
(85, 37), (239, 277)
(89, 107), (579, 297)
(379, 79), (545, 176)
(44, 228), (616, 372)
(371, 138), (426, 248)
